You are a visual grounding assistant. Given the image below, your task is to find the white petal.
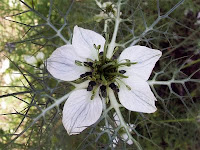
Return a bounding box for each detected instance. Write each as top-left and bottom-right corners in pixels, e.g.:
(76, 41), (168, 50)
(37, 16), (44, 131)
(0, 58), (10, 73)
(47, 44), (89, 81)
(118, 78), (157, 113)
(62, 89), (102, 135)
(24, 55), (37, 65)
(72, 26), (105, 60)
(118, 46), (162, 81)
(36, 52), (45, 60)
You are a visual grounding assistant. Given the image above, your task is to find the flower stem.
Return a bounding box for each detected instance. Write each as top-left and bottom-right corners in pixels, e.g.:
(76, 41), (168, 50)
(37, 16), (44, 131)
(108, 89), (143, 150)
(102, 98), (113, 147)
(106, 0), (122, 59)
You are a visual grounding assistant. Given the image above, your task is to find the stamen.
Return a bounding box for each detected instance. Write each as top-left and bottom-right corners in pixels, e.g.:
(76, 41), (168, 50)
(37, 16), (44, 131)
(90, 81), (96, 86)
(80, 72), (92, 78)
(109, 83), (119, 93)
(87, 85), (93, 91)
(84, 62), (93, 67)
(119, 70), (126, 74)
(87, 81), (96, 91)
(75, 60), (83, 66)
(80, 73), (87, 78)
(117, 62), (137, 67)
(97, 45), (101, 50)
(85, 72), (92, 76)
(100, 85), (107, 98)
(99, 52), (103, 56)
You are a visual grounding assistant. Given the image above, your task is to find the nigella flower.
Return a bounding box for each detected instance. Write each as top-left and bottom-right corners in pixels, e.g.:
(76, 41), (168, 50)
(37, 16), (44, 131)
(24, 52), (45, 68)
(94, 1), (121, 22)
(47, 26), (162, 135)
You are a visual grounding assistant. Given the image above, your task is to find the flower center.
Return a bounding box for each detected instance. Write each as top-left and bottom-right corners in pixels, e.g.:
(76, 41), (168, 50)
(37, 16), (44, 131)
(75, 45), (137, 99)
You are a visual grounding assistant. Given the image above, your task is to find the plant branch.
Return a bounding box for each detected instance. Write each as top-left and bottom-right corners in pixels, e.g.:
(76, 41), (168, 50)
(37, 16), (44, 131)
(108, 89), (143, 150)
(106, 0), (122, 58)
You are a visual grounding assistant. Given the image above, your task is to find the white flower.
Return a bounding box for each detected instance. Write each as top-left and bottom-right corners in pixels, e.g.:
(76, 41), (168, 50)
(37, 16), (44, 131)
(36, 52), (45, 60)
(0, 58), (10, 73)
(47, 26), (162, 135)
(0, 101), (7, 109)
(24, 55), (37, 65)
(24, 52), (45, 68)
(3, 71), (21, 85)
(94, 1), (120, 22)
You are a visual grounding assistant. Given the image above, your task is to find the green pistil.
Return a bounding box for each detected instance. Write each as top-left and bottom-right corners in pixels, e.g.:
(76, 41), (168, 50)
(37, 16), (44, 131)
(100, 61), (115, 70)
(76, 45), (138, 96)
(103, 34), (109, 63)
(105, 72), (128, 78)
(117, 62), (137, 67)
(101, 75), (107, 85)
(78, 58), (137, 86)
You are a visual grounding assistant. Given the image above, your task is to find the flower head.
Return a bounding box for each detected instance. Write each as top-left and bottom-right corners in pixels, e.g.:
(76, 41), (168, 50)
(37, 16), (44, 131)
(94, 1), (121, 22)
(24, 52), (45, 68)
(47, 26), (162, 135)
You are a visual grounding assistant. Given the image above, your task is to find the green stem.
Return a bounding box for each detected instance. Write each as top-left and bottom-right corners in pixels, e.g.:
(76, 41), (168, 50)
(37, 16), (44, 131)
(182, 59), (200, 69)
(106, 0), (122, 59)
(156, 118), (195, 123)
(108, 89), (143, 150)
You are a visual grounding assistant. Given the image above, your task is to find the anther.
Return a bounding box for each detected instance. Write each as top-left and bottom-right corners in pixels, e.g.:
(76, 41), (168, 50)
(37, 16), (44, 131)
(80, 73), (87, 78)
(100, 85), (107, 98)
(87, 85), (93, 91)
(87, 81), (96, 91)
(85, 72), (92, 76)
(97, 45), (101, 50)
(89, 81), (96, 86)
(119, 70), (126, 74)
(80, 72), (92, 78)
(109, 83), (116, 89)
(109, 83), (119, 93)
(99, 52), (103, 56)
(84, 62), (93, 67)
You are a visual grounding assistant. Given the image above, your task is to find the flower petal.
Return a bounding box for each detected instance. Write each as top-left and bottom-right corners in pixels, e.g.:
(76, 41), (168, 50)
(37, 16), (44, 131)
(118, 78), (157, 113)
(62, 89), (103, 135)
(47, 44), (88, 81)
(24, 55), (37, 65)
(118, 46), (162, 81)
(36, 52), (45, 60)
(72, 26), (105, 60)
